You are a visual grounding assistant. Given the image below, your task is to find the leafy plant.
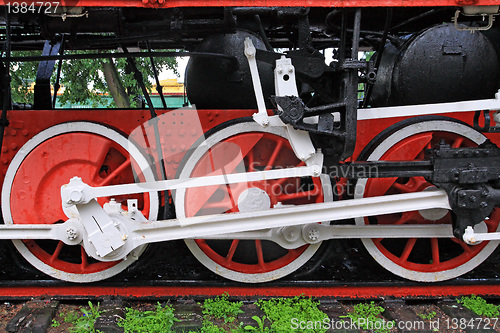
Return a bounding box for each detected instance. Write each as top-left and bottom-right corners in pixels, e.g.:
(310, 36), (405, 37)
(417, 310), (436, 320)
(68, 301), (101, 333)
(458, 295), (500, 317)
(340, 301), (393, 333)
(202, 293), (244, 323)
(63, 310), (80, 323)
(118, 302), (177, 333)
(198, 319), (230, 333)
(51, 318), (60, 327)
(257, 296), (328, 333)
(244, 315), (270, 332)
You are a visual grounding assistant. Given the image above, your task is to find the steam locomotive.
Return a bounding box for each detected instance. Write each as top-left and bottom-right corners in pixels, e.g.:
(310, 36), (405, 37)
(0, 1), (500, 284)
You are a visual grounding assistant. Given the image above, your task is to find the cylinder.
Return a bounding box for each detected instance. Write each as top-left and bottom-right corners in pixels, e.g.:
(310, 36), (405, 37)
(186, 31), (274, 109)
(370, 24), (500, 107)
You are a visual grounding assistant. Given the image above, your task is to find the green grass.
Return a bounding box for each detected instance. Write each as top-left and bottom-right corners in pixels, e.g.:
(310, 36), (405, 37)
(63, 301), (102, 333)
(202, 293), (244, 323)
(417, 310), (436, 320)
(458, 295), (500, 317)
(190, 293), (245, 333)
(341, 301), (394, 333)
(257, 296), (328, 333)
(118, 302), (178, 333)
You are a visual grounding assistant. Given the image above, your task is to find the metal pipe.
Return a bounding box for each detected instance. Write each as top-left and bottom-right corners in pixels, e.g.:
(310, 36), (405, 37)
(0, 51), (237, 64)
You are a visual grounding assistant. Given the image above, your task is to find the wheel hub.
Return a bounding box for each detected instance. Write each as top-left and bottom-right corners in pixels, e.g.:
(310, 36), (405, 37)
(418, 187), (449, 221)
(237, 187), (271, 212)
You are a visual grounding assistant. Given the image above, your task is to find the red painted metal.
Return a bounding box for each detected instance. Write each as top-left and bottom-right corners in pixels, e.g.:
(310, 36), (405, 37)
(0, 108), (499, 293)
(3, 0), (500, 8)
(0, 284), (498, 299)
(361, 130), (500, 274)
(185, 131), (324, 275)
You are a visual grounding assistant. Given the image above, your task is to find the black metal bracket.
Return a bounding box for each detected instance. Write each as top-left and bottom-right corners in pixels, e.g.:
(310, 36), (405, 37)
(428, 140), (500, 239)
(33, 38), (63, 110)
(271, 95), (346, 137)
(473, 110), (500, 133)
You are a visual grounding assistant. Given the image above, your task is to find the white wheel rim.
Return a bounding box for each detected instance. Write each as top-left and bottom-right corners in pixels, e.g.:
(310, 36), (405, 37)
(354, 120), (499, 282)
(175, 122), (332, 283)
(1, 122), (159, 282)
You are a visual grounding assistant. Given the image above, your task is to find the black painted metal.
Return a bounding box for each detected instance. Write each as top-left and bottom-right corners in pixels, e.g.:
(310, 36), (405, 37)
(185, 30), (274, 109)
(370, 24), (500, 107)
(33, 39), (63, 110)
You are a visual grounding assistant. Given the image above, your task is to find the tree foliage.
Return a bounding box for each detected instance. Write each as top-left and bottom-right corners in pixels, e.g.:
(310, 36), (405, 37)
(10, 50), (178, 108)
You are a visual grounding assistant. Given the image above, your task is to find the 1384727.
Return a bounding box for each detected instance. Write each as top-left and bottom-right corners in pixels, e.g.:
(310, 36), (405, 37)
(5, 2), (60, 14)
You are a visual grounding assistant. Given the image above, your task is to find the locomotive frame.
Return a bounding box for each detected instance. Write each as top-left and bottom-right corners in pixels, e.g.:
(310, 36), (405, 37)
(0, 1), (500, 285)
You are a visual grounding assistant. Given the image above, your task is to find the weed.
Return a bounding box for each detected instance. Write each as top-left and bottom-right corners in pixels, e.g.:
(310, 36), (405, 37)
(417, 310), (436, 320)
(257, 296), (328, 333)
(198, 319), (230, 333)
(244, 315), (270, 332)
(458, 295), (500, 317)
(63, 310), (80, 323)
(68, 301), (101, 333)
(202, 293), (244, 323)
(340, 301), (394, 333)
(51, 318), (60, 327)
(118, 302), (177, 333)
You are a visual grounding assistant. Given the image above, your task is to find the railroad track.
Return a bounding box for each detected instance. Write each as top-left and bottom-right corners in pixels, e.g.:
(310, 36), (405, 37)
(1, 296), (499, 332)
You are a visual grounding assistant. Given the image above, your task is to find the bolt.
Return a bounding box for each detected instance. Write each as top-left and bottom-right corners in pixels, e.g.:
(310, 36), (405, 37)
(261, 118), (269, 127)
(460, 192), (467, 197)
(482, 191), (489, 197)
(312, 166), (321, 177)
(480, 202), (488, 208)
(308, 228), (320, 242)
(469, 195), (477, 202)
(69, 189), (84, 203)
(66, 227), (78, 240)
(277, 66), (283, 74)
(288, 66), (294, 73)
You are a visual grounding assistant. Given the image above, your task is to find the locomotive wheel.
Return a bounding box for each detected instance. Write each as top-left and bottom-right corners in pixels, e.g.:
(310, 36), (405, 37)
(175, 120), (332, 283)
(355, 118), (500, 282)
(1, 122), (159, 282)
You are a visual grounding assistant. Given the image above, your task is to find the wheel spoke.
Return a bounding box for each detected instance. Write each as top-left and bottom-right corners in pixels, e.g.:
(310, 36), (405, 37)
(265, 140), (283, 170)
(395, 211), (418, 225)
(93, 141), (113, 181)
(452, 137), (464, 148)
(80, 246), (89, 270)
(399, 238), (417, 262)
(225, 240), (240, 262)
(451, 238), (474, 254)
(50, 241), (64, 263)
(98, 158), (132, 186)
(255, 240), (265, 268)
(430, 238), (440, 264)
(392, 181), (412, 193)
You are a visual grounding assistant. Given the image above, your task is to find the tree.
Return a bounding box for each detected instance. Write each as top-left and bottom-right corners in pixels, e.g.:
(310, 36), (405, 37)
(10, 50), (178, 108)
